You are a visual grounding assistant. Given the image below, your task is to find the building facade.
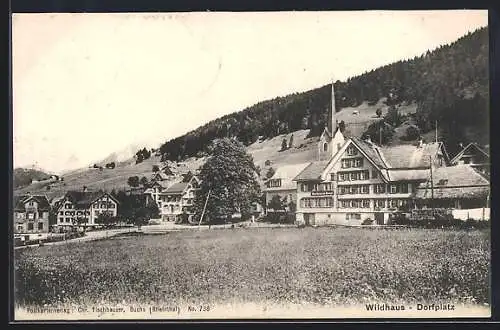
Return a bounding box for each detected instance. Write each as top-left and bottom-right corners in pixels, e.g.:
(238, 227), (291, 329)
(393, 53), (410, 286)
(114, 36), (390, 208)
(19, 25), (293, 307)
(55, 190), (119, 228)
(157, 176), (200, 222)
(14, 195), (51, 234)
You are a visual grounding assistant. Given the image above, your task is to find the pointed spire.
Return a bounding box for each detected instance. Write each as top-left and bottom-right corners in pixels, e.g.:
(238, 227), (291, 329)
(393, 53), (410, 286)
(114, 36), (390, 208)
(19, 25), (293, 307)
(331, 78), (336, 134)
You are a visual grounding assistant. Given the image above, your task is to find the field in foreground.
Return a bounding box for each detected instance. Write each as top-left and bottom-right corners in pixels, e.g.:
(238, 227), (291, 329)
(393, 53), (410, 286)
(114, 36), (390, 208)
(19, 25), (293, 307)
(15, 227), (490, 308)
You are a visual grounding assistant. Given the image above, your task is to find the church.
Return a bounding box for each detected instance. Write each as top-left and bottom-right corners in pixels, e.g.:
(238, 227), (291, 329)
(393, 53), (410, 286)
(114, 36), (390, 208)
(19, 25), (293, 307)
(292, 82), (450, 226)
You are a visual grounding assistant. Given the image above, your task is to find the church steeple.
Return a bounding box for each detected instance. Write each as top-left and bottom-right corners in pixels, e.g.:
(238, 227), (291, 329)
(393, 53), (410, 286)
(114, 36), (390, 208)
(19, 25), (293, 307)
(330, 79), (336, 134)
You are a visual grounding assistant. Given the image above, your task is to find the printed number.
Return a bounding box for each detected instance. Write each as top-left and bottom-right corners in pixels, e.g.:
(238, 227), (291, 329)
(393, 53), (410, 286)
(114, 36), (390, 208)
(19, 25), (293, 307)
(199, 305), (210, 312)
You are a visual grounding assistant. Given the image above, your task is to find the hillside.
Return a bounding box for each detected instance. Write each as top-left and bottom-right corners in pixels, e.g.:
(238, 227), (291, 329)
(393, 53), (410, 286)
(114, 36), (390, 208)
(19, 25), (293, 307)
(158, 26), (488, 161)
(13, 168), (53, 189)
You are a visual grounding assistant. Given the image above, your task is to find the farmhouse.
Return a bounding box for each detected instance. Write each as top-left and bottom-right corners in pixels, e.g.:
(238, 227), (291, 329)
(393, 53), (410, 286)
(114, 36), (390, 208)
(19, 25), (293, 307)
(264, 162), (310, 213)
(415, 165), (490, 219)
(14, 194), (51, 234)
(450, 142), (490, 176)
(157, 176), (201, 222)
(54, 188), (119, 229)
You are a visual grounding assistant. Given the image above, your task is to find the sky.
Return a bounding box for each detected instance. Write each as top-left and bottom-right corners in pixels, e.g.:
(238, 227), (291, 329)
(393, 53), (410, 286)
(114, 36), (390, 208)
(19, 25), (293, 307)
(12, 10), (488, 174)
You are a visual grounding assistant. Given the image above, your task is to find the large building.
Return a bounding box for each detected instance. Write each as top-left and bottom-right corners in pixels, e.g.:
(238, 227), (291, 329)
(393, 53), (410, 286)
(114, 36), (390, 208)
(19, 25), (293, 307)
(54, 189), (119, 229)
(14, 194), (51, 234)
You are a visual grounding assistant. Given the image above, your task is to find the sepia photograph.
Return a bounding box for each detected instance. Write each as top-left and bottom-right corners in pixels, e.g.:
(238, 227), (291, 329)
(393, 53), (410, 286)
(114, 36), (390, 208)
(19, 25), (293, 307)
(12, 10), (490, 320)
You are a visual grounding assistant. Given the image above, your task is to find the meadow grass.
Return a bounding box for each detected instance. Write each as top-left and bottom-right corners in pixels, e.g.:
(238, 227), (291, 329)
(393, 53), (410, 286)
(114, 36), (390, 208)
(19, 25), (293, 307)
(14, 227), (490, 307)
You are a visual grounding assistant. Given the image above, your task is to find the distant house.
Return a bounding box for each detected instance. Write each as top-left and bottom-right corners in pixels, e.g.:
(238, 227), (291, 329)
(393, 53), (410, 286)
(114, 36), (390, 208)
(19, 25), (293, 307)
(151, 171), (173, 182)
(450, 143), (490, 176)
(144, 180), (172, 206)
(264, 163), (310, 214)
(157, 176), (201, 222)
(14, 194), (51, 234)
(54, 188), (119, 229)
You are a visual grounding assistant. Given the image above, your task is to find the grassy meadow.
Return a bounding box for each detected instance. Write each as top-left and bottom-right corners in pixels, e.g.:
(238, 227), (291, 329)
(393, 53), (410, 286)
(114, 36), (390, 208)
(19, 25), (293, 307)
(15, 227), (490, 309)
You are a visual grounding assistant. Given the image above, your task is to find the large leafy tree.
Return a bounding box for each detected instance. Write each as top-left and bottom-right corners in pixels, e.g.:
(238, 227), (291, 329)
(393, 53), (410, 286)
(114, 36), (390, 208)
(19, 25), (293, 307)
(194, 138), (261, 224)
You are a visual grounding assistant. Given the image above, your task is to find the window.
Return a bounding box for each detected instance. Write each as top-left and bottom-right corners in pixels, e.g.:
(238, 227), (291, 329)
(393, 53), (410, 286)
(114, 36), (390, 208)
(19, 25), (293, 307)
(347, 146), (357, 156)
(268, 179), (282, 188)
(463, 158), (470, 164)
(28, 223), (34, 230)
(389, 200), (398, 208)
(17, 225), (23, 231)
(375, 199), (385, 208)
(65, 217), (71, 222)
(300, 197), (333, 208)
(390, 185), (397, 194)
(28, 213), (34, 220)
(400, 183), (409, 193)
(38, 222), (44, 230)
(342, 159), (350, 168)
(375, 184), (386, 194)
(330, 173), (336, 181)
(354, 158), (364, 168)
(59, 211), (63, 215)
(361, 185), (369, 194)
(323, 143), (328, 152)
(359, 171), (369, 180)
(372, 170), (378, 179)
(362, 200), (370, 208)
(338, 173), (346, 182)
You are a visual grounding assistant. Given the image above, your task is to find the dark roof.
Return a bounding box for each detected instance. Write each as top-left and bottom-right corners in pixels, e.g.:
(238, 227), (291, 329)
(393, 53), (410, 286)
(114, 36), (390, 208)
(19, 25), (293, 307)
(293, 161), (329, 181)
(64, 191), (118, 209)
(164, 182), (189, 194)
(415, 165), (490, 199)
(14, 195), (51, 211)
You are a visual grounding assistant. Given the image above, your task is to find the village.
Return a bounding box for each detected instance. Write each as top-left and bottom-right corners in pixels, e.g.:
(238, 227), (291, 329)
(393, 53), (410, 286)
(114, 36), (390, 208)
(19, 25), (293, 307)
(13, 83), (491, 247)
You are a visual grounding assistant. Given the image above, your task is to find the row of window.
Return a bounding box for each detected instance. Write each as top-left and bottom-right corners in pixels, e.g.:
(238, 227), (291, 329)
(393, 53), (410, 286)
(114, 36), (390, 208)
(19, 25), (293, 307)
(20, 222), (44, 231)
(298, 198), (410, 209)
(338, 185), (370, 195)
(16, 212), (48, 219)
(341, 158), (364, 169)
(300, 182), (334, 192)
(336, 170), (371, 181)
(300, 197), (334, 208)
(267, 179), (282, 188)
(59, 210), (91, 216)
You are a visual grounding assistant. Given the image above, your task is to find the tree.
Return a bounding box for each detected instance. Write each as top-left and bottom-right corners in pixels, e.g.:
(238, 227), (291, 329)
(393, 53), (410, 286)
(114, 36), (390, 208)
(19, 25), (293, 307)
(266, 167), (275, 179)
(281, 138), (288, 151)
(140, 176), (149, 187)
(288, 134), (294, 149)
(182, 171), (194, 183)
(376, 108), (382, 118)
(338, 120), (346, 133)
(105, 162), (116, 169)
(266, 195), (286, 223)
(152, 165), (160, 172)
(404, 126), (421, 141)
(193, 138), (261, 224)
(127, 176), (140, 188)
(95, 213), (116, 228)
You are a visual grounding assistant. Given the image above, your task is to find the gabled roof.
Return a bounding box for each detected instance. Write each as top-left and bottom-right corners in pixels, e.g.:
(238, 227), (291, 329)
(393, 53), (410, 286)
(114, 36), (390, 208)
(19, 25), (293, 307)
(415, 165), (490, 200)
(350, 137), (388, 169)
(293, 161), (329, 181)
(163, 182), (189, 195)
(14, 195), (51, 212)
(62, 191), (119, 209)
(450, 143), (490, 164)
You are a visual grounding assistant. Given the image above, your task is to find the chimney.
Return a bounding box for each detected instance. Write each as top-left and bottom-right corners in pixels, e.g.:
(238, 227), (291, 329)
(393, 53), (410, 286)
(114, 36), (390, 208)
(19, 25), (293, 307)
(82, 186), (88, 192)
(364, 134), (372, 144)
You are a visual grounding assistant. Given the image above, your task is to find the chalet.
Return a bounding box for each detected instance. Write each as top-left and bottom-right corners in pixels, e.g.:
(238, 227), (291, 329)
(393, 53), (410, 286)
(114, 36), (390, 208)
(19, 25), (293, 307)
(157, 176), (201, 222)
(264, 162), (310, 213)
(14, 194), (51, 234)
(55, 189), (119, 229)
(450, 143), (490, 176)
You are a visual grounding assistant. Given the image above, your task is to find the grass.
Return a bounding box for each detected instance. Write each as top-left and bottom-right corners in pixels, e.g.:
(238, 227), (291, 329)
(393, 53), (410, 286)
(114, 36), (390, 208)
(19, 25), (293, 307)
(15, 227), (490, 308)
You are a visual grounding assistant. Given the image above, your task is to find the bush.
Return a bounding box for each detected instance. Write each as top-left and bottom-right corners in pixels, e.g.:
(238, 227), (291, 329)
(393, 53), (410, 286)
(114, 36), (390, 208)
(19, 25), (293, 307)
(404, 126), (420, 141)
(361, 218), (374, 225)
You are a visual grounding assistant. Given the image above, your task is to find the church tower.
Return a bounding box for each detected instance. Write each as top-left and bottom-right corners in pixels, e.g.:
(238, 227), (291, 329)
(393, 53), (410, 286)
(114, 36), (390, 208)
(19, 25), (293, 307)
(318, 79), (344, 161)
